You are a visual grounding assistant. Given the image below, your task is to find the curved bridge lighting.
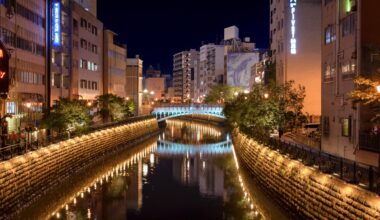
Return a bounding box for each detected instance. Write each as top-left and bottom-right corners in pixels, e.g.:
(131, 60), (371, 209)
(152, 104), (225, 122)
(156, 139), (232, 155)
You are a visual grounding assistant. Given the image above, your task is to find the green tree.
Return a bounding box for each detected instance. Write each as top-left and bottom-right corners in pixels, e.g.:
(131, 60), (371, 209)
(97, 94), (134, 122)
(41, 98), (91, 133)
(204, 84), (242, 104)
(350, 76), (380, 122)
(224, 81), (306, 139)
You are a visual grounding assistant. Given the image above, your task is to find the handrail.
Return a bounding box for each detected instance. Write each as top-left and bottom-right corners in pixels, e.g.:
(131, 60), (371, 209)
(0, 115), (154, 161)
(265, 137), (380, 194)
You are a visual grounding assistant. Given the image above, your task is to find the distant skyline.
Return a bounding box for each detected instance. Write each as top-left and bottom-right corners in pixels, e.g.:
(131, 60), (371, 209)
(98, 0), (269, 74)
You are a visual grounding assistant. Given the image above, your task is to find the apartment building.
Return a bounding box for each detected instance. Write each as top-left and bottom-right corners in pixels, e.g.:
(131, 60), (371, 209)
(198, 44), (224, 101)
(0, 1), (46, 131)
(321, 0), (380, 166)
(126, 56), (143, 115)
(172, 49), (199, 103)
(103, 29), (127, 98)
(72, 1), (103, 101)
(270, 0), (322, 116)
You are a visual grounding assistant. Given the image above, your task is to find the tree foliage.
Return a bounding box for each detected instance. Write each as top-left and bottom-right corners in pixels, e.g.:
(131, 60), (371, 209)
(41, 98), (91, 133)
(97, 94), (135, 122)
(350, 76), (380, 122)
(204, 84), (242, 104)
(224, 81), (307, 139)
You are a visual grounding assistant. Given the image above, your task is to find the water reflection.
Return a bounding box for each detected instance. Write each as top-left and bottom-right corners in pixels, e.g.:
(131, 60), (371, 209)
(17, 119), (267, 220)
(165, 119), (226, 144)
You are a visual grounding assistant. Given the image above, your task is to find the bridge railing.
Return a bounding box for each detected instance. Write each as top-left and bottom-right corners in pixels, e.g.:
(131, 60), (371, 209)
(153, 103), (224, 108)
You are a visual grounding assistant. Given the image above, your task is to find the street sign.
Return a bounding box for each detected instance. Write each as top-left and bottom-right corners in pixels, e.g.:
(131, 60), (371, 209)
(0, 41), (10, 99)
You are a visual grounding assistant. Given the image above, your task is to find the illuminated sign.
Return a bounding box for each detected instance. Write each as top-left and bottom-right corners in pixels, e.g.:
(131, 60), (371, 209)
(290, 0), (297, 54)
(0, 45), (10, 96)
(52, 2), (61, 46)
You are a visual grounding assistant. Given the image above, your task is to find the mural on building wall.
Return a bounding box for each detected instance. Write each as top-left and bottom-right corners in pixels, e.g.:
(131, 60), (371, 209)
(227, 53), (259, 89)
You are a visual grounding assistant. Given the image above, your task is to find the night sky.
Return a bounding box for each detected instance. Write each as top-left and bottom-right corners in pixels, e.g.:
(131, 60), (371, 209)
(97, 0), (269, 75)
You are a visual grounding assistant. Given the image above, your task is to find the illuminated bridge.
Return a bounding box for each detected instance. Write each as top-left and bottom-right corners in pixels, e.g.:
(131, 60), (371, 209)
(152, 104), (225, 122)
(156, 139), (232, 156)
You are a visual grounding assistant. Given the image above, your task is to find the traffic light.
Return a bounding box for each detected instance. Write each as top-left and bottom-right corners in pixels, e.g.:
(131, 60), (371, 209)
(0, 41), (10, 99)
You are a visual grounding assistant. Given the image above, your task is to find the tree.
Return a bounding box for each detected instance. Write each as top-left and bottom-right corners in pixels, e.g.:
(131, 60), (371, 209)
(97, 94), (134, 122)
(204, 84), (242, 104)
(41, 98), (91, 133)
(350, 76), (380, 123)
(224, 81), (307, 139)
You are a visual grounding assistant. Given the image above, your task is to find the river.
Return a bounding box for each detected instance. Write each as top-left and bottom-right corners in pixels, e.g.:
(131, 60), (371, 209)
(15, 119), (289, 220)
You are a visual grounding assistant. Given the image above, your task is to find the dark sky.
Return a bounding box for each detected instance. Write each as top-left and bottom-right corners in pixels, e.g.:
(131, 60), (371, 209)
(97, 0), (269, 74)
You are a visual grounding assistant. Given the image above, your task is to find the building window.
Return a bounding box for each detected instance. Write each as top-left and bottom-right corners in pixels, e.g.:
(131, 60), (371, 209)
(81, 18), (87, 28)
(324, 25), (335, 44)
(80, 39), (87, 49)
(80, 79), (87, 89)
(15, 3), (44, 27)
(92, 81), (98, 90)
(323, 116), (330, 136)
(342, 117), (351, 137)
(6, 102), (16, 114)
(342, 14), (356, 37)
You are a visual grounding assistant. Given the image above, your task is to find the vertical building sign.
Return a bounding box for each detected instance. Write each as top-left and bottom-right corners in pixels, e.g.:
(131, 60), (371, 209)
(290, 0), (297, 54)
(52, 1), (61, 46)
(0, 43), (10, 98)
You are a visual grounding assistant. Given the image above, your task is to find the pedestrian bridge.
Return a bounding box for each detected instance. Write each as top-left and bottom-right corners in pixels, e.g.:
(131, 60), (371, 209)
(156, 139), (232, 156)
(152, 104), (225, 122)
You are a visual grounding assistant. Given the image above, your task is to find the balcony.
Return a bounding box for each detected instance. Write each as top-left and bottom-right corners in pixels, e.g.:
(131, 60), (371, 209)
(359, 133), (380, 152)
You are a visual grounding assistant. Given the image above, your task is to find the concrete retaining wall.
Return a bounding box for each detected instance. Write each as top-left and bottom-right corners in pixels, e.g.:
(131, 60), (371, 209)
(0, 118), (158, 216)
(233, 129), (380, 219)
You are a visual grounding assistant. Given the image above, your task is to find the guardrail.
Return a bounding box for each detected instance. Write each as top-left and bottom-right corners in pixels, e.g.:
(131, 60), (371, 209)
(0, 115), (155, 161)
(359, 133), (380, 152)
(266, 138), (380, 194)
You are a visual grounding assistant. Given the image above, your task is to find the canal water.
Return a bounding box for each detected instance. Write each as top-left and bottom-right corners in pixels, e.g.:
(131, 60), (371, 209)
(15, 119), (289, 220)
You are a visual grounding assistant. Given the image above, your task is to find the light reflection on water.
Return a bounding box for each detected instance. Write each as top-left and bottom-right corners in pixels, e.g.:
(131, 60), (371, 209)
(17, 119), (266, 220)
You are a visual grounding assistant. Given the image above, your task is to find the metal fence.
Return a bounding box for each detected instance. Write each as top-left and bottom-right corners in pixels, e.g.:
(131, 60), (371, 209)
(0, 115), (154, 161)
(267, 138), (380, 194)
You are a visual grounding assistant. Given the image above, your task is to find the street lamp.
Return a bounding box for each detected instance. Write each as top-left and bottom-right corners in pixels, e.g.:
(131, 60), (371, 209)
(376, 85), (380, 93)
(244, 89), (250, 94)
(234, 92), (239, 96)
(264, 93), (269, 99)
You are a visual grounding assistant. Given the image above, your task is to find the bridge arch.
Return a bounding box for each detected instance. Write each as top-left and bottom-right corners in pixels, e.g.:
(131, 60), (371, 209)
(152, 104), (225, 122)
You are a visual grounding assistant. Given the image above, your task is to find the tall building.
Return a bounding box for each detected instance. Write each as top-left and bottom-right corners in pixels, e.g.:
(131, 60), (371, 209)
(71, 1), (103, 101)
(126, 56), (143, 115)
(103, 30), (127, 97)
(270, 0), (322, 116)
(198, 44), (224, 101)
(321, 0), (380, 166)
(172, 49), (199, 103)
(0, 1), (46, 131)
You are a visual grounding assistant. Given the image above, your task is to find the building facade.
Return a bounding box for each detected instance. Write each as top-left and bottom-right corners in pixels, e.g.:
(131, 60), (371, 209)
(198, 44), (224, 101)
(270, 0), (322, 116)
(126, 56), (143, 115)
(71, 1), (103, 101)
(103, 29), (127, 98)
(321, 0), (380, 166)
(144, 77), (166, 101)
(0, 1), (46, 131)
(172, 49), (199, 103)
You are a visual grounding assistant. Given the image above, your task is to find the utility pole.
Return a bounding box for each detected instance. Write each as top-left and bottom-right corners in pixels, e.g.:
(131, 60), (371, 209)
(45, 0), (52, 136)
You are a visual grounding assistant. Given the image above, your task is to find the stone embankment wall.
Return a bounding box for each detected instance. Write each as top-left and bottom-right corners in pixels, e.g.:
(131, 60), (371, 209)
(233, 129), (380, 220)
(0, 118), (158, 216)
